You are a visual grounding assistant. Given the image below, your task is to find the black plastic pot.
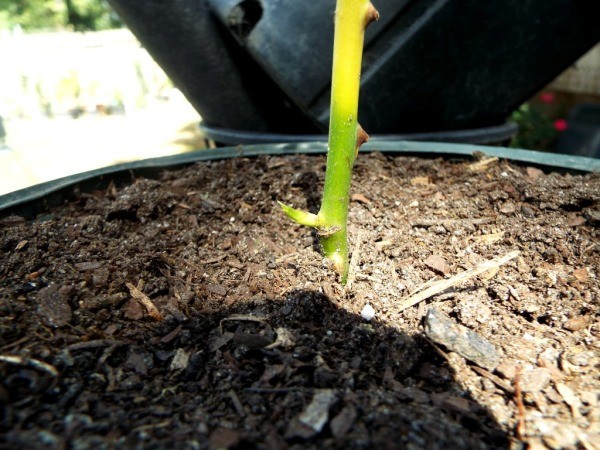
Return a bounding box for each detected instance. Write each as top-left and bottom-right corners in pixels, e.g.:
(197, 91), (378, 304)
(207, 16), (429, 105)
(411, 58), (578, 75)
(1, 141), (599, 219)
(107, 0), (600, 137)
(557, 104), (600, 158)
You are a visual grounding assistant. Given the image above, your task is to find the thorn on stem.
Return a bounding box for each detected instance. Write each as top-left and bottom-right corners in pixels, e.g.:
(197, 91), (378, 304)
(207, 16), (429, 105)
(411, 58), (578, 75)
(364, 3), (380, 28)
(355, 124), (370, 156)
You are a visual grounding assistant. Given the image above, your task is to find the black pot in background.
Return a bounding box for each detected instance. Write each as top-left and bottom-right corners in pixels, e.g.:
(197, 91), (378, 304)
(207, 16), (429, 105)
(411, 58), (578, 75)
(107, 0), (600, 140)
(557, 104), (600, 158)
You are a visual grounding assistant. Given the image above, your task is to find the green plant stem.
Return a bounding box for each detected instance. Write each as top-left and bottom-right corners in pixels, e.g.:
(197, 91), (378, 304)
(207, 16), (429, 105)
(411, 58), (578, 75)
(280, 0), (377, 283)
(319, 0), (376, 281)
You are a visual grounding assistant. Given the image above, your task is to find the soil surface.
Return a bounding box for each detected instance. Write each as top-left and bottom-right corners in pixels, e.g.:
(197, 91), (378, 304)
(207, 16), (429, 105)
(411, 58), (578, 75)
(1, 151), (598, 449)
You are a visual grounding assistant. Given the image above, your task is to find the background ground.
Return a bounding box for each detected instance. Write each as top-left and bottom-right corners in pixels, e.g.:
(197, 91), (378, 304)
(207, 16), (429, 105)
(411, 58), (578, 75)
(0, 29), (205, 196)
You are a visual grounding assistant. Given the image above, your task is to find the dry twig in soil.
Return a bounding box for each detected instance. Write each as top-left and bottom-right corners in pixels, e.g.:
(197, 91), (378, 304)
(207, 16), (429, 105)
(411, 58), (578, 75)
(396, 250), (520, 312)
(126, 281), (163, 321)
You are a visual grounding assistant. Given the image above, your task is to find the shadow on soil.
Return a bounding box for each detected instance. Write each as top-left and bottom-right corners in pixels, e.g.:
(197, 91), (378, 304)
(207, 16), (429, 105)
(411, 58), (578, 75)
(1, 287), (511, 449)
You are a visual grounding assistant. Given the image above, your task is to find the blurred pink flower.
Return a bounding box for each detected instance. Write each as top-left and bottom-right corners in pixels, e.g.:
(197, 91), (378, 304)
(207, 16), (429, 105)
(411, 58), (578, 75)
(553, 119), (568, 132)
(540, 92), (555, 103)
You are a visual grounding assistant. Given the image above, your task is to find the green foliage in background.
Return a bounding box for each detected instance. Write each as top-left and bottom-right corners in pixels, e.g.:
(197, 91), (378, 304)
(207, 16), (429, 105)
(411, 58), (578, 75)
(510, 104), (558, 151)
(0, 0), (121, 32)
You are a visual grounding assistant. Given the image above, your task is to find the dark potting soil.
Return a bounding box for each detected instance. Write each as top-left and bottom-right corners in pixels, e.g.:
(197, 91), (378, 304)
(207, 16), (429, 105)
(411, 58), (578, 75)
(0, 151), (598, 449)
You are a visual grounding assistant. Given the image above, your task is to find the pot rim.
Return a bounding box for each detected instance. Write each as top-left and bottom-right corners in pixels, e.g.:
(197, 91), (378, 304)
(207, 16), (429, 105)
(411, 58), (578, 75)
(199, 122), (519, 146)
(1, 140), (598, 218)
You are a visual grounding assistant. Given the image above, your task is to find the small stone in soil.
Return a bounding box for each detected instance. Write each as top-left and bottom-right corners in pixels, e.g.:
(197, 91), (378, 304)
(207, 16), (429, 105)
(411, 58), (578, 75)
(330, 404), (357, 438)
(209, 428), (241, 450)
(361, 304), (376, 321)
(583, 209), (600, 224)
(526, 166), (544, 181)
(563, 316), (590, 332)
(495, 361), (517, 380)
(207, 283), (227, 296)
(521, 205), (536, 218)
(298, 389), (337, 433)
(519, 368), (552, 393)
(170, 348), (190, 372)
(125, 350), (150, 376)
(74, 261), (102, 271)
(424, 254), (450, 275)
(424, 307), (500, 371)
(536, 420), (581, 450)
(499, 202), (516, 214)
(36, 285), (72, 328)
